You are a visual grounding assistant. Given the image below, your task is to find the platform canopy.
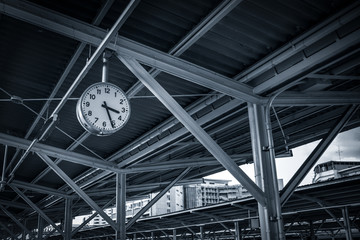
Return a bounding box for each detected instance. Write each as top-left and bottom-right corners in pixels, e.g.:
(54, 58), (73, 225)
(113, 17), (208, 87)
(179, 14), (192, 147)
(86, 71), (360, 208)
(0, 0), (359, 239)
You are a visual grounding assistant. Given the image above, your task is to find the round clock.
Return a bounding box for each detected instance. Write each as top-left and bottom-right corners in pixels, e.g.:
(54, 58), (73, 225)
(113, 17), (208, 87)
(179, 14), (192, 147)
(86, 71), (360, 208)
(76, 82), (131, 136)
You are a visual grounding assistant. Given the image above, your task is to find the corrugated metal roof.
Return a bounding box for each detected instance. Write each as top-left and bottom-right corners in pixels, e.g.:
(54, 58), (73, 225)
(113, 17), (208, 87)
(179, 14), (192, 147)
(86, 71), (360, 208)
(0, 0), (359, 237)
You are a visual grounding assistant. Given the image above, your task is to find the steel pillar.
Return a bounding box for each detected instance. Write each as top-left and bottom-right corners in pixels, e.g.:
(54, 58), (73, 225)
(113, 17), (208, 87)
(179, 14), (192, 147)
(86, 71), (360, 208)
(172, 229), (176, 240)
(37, 215), (44, 240)
(64, 198), (72, 240)
(342, 207), (353, 240)
(248, 103), (285, 240)
(116, 173), (126, 240)
(200, 226), (204, 240)
(234, 221), (241, 240)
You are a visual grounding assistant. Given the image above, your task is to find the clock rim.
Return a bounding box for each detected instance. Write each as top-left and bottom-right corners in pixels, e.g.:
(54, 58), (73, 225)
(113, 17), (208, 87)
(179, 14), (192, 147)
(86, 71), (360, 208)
(76, 82), (131, 136)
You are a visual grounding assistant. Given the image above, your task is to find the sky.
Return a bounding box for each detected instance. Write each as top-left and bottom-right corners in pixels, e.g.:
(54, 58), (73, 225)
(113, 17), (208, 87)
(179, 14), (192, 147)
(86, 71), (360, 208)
(208, 127), (360, 186)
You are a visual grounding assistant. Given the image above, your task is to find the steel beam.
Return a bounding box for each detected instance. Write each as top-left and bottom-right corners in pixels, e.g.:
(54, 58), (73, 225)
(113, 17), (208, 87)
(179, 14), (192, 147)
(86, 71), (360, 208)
(113, 98), (243, 167)
(0, 222), (16, 239)
(126, 167), (191, 229)
(116, 173), (126, 240)
(273, 92), (360, 106)
(72, 197), (116, 236)
(4, 0), (140, 181)
(0, 133), (124, 174)
(0, 0), (261, 103)
(11, 180), (71, 199)
(9, 184), (64, 236)
(0, 204), (34, 239)
(118, 55), (265, 205)
(253, 28), (360, 94)
(127, 0), (244, 98)
(280, 105), (360, 205)
(37, 153), (118, 231)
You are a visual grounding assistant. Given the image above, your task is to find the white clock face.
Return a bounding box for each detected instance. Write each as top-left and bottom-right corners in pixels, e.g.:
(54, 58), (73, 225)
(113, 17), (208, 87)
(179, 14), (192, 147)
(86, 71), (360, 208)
(76, 82), (130, 136)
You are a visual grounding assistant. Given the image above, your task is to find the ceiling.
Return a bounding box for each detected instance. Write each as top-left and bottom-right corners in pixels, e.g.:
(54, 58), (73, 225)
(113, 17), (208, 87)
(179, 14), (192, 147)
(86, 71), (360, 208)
(0, 0), (359, 238)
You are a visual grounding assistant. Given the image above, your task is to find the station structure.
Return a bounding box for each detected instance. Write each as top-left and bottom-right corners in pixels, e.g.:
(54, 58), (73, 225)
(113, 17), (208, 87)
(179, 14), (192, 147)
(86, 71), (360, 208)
(0, 0), (360, 239)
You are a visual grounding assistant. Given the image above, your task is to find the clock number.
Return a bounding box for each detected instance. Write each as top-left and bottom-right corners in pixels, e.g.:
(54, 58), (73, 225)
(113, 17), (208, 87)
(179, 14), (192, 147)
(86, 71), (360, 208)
(88, 110), (92, 116)
(122, 107), (126, 113)
(111, 120), (115, 128)
(95, 117), (99, 123)
(105, 88), (110, 94)
(118, 115), (122, 121)
(97, 89), (101, 94)
(103, 121), (106, 127)
(119, 99), (123, 104)
(114, 92), (117, 98)
(85, 102), (90, 107)
(90, 94), (96, 100)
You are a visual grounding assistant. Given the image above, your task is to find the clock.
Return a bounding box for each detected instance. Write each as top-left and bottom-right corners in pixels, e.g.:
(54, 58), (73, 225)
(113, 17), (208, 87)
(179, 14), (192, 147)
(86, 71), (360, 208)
(76, 82), (131, 136)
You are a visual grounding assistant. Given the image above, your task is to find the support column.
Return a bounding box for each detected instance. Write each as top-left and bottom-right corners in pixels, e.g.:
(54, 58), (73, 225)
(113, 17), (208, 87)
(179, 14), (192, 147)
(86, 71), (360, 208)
(22, 220), (26, 240)
(173, 229), (176, 240)
(342, 207), (353, 240)
(234, 221), (241, 240)
(64, 198), (72, 240)
(37, 215), (44, 240)
(200, 226), (204, 240)
(116, 173), (126, 240)
(248, 103), (285, 240)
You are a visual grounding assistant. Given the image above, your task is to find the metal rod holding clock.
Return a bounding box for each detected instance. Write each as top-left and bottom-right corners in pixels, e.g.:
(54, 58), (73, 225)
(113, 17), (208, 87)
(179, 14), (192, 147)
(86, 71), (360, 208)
(102, 51), (110, 83)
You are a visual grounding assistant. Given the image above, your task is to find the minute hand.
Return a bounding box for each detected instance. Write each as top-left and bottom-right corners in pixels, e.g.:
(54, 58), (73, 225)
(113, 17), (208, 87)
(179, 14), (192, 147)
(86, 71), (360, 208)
(102, 101), (115, 128)
(101, 103), (120, 114)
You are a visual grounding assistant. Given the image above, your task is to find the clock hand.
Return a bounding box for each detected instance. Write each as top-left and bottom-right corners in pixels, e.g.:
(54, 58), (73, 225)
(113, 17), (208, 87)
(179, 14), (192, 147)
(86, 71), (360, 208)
(101, 103), (120, 114)
(102, 101), (115, 128)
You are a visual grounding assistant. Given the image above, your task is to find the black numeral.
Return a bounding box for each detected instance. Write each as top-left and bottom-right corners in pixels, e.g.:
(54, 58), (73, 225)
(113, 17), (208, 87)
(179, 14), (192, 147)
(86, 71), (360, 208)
(85, 102), (90, 107)
(105, 88), (110, 94)
(97, 89), (101, 94)
(88, 110), (92, 116)
(90, 94), (96, 100)
(111, 120), (115, 127)
(95, 117), (99, 123)
(103, 121), (106, 127)
(115, 92), (117, 98)
(122, 107), (125, 113)
(119, 99), (123, 104)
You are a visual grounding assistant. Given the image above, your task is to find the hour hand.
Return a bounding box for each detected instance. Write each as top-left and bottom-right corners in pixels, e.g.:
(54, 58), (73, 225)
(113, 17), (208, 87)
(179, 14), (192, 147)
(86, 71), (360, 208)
(101, 102), (120, 114)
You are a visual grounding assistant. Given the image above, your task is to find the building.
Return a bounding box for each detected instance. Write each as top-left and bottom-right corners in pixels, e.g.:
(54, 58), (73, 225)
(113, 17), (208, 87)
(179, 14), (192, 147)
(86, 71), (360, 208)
(150, 185), (185, 215)
(89, 179), (244, 225)
(184, 179), (243, 208)
(89, 198), (151, 226)
(313, 160), (360, 183)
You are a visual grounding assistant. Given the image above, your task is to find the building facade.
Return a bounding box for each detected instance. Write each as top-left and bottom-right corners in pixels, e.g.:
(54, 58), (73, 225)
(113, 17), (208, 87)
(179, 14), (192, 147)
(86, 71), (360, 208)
(184, 179), (243, 208)
(313, 160), (360, 183)
(88, 178), (244, 226)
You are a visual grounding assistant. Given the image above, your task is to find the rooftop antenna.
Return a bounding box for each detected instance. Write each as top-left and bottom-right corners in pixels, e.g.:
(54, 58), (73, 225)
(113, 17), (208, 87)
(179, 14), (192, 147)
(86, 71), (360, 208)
(336, 145), (343, 160)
